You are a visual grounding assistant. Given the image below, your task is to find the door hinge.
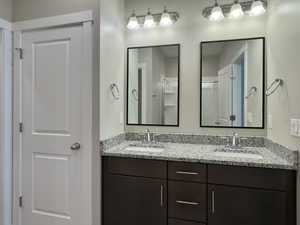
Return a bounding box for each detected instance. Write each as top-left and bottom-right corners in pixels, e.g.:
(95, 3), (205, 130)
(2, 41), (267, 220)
(15, 48), (24, 59)
(19, 122), (23, 132)
(19, 196), (23, 207)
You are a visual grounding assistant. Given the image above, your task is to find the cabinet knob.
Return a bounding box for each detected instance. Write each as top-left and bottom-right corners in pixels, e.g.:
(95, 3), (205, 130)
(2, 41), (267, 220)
(70, 142), (81, 151)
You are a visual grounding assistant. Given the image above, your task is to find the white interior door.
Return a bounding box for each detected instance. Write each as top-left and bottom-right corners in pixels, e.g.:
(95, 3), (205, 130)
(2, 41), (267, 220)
(21, 25), (85, 225)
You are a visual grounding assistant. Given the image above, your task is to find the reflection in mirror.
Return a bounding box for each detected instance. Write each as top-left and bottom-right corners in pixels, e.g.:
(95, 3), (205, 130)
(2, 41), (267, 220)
(127, 45), (180, 126)
(200, 38), (265, 128)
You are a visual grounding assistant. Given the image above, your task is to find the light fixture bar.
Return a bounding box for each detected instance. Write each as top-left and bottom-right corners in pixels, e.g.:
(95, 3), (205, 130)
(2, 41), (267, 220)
(128, 11), (180, 27)
(202, 0), (267, 19)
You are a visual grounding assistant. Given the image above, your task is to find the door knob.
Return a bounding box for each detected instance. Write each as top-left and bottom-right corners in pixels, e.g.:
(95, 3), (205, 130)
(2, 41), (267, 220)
(70, 142), (81, 150)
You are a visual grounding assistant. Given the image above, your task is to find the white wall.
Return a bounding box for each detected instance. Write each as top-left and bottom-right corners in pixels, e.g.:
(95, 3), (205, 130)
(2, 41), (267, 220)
(202, 56), (219, 77)
(125, 0), (267, 136)
(12, 0), (98, 21)
(138, 48), (153, 123)
(267, 0), (300, 151)
(100, 0), (125, 139)
(266, 2), (300, 224)
(219, 41), (245, 69)
(127, 49), (139, 124)
(165, 57), (178, 78)
(0, 0), (12, 21)
(152, 48), (164, 124)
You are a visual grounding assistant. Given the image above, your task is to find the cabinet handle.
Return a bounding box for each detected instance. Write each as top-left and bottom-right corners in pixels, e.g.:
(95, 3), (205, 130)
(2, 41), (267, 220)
(160, 185), (164, 207)
(176, 200), (199, 206)
(176, 171), (199, 175)
(211, 190), (215, 215)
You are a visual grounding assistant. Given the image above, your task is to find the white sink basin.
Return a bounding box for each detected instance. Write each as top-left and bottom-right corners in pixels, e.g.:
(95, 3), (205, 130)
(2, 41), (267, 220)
(125, 146), (164, 153)
(213, 151), (263, 160)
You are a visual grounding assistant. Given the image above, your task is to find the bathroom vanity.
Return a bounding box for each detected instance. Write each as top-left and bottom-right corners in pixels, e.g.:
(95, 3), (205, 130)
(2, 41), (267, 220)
(102, 141), (297, 225)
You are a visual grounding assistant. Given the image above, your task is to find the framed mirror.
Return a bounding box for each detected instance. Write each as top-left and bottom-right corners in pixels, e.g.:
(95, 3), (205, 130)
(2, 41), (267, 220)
(200, 37), (265, 129)
(127, 44), (180, 126)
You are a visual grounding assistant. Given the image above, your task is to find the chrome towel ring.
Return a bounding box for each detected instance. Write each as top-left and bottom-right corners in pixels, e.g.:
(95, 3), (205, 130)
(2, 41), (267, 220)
(110, 83), (120, 100)
(245, 86), (257, 99)
(266, 78), (284, 96)
(131, 89), (139, 101)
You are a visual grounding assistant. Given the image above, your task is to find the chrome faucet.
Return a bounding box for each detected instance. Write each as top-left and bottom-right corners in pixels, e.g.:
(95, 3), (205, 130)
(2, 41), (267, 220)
(145, 129), (152, 142)
(232, 132), (239, 147)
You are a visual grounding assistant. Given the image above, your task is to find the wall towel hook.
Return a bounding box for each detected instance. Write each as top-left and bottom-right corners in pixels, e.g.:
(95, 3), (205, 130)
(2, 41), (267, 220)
(110, 83), (120, 100)
(245, 86), (257, 99)
(266, 78), (284, 96)
(131, 89), (139, 101)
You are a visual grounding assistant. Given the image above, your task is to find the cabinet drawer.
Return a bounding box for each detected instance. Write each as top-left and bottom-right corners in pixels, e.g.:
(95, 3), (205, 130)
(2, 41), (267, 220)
(103, 157), (167, 179)
(169, 219), (205, 225)
(208, 164), (295, 191)
(168, 162), (206, 182)
(168, 181), (207, 222)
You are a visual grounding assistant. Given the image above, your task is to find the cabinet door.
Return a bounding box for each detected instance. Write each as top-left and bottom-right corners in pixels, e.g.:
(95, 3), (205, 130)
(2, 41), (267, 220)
(103, 174), (167, 225)
(208, 185), (286, 225)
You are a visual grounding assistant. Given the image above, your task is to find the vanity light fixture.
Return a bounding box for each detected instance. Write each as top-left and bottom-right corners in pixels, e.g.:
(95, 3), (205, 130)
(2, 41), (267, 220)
(229, 0), (244, 19)
(209, 0), (225, 21)
(126, 8), (179, 30)
(144, 8), (156, 28)
(160, 6), (173, 26)
(127, 11), (140, 30)
(202, 0), (267, 21)
(250, 0), (266, 16)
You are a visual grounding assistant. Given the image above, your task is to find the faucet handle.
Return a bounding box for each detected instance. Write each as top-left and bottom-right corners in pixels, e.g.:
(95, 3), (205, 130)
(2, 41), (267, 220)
(144, 129), (152, 142)
(153, 133), (160, 143)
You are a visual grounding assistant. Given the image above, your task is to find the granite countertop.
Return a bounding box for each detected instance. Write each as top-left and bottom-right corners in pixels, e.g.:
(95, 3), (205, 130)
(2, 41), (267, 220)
(101, 141), (298, 170)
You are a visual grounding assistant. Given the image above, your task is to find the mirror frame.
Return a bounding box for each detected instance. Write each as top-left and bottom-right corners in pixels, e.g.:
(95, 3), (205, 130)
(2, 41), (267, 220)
(126, 44), (180, 127)
(200, 37), (266, 129)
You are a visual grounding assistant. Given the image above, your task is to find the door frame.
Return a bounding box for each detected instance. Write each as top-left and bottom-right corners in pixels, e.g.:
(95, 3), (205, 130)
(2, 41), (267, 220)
(0, 18), (12, 225)
(12, 11), (99, 225)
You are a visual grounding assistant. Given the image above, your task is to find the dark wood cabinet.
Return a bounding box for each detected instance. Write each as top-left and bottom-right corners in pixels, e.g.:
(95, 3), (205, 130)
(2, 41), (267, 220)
(168, 161), (207, 183)
(169, 219), (206, 225)
(168, 181), (207, 222)
(102, 157), (296, 225)
(208, 185), (287, 225)
(103, 174), (167, 225)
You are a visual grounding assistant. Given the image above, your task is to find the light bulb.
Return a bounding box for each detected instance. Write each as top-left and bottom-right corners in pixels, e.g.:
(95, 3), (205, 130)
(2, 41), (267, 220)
(127, 13), (139, 30)
(160, 7), (173, 26)
(250, 0), (266, 16)
(144, 9), (156, 28)
(209, 3), (224, 21)
(229, 1), (244, 19)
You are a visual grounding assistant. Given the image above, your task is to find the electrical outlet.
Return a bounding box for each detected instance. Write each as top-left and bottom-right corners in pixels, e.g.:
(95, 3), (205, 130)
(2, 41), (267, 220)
(290, 119), (300, 137)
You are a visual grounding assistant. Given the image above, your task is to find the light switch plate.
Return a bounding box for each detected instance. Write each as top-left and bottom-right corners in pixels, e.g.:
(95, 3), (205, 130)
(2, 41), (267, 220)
(290, 119), (300, 137)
